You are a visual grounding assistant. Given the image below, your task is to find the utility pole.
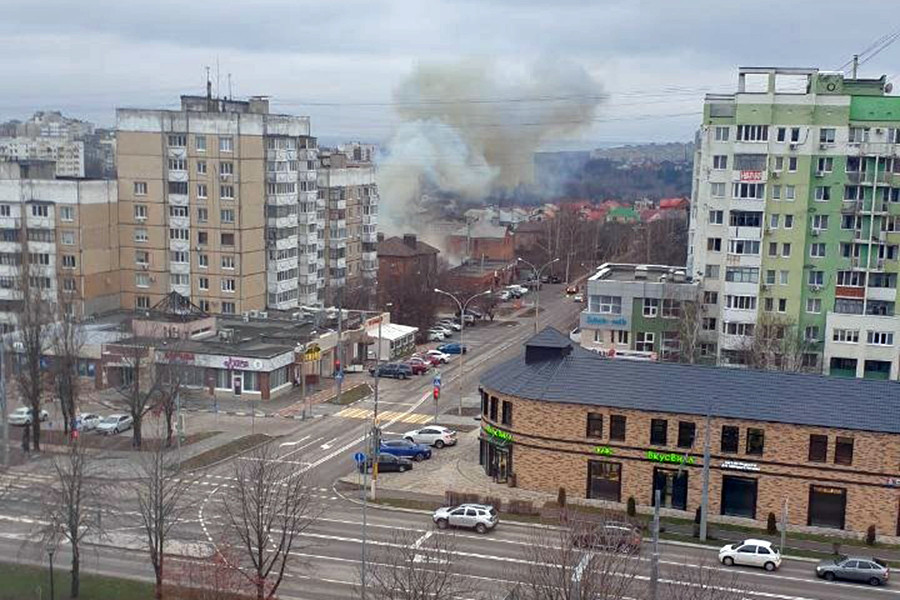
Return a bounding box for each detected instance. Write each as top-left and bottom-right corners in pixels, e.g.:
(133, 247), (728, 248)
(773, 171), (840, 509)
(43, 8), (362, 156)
(699, 408), (711, 541)
(0, 340), (7, 467)
(434, 289), (492, 416)
(851, 54), (859, 79)
(780, 497), (789, 555)
(360, 426), (369, 600)
(371, 316), (381, 500)
(649, 489), (661, 600)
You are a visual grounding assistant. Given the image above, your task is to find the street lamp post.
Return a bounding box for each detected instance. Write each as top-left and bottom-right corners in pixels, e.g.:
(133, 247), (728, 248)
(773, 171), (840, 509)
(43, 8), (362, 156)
(48, 547), (55, 600)
(516, 257), (559, 333)
(434, 288), (492, 416)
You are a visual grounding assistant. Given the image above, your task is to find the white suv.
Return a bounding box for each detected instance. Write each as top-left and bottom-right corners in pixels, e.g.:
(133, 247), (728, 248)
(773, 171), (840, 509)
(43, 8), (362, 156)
(719, 539), (781, 571)
(9, 407), (49, 426)
(404, 426), (457, 448)
(433, 504), (498, 534)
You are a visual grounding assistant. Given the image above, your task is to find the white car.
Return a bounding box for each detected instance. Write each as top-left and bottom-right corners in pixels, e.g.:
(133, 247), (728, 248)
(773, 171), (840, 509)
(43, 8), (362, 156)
(573, 294), (584, 303)
(96, 414), (134, 435)
(425, 349), (451, 363)
(509, 284), (529, 295)
(719, 539), (781, 571)
(438, 320), (461, 332)
(75, 413), (101, 431)
(404, 426), (458, 449)
(427, 330), (446, 342)
(433, 504), (499, 534)
(8, 407), (49, 426)
(498, 290), (511, 301)
(431, 324), (454, 336)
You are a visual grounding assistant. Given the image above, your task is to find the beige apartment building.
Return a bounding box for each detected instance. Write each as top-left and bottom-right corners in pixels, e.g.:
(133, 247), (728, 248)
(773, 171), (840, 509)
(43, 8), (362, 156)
(116, 94), (320, 315)
(0, 161), (119, 330)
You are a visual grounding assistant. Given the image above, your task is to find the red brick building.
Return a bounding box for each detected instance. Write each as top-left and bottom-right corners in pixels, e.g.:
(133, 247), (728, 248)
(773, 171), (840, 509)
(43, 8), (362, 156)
(377, 233), (440, 281)
(447, 221), (514, 262)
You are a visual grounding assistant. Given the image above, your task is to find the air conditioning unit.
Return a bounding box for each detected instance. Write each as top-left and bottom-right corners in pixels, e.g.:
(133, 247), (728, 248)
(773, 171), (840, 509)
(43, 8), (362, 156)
(875, 127), (884, 134)
(819, 143), (829, 150)
(811, 284), (823, 292)
(789, 143), (799, 151)
(811, 229), (820, 237)
(815, 171), (825, 178)
(259, 311), (268, 319)
(761, 284), (771, 291)
(771, 171), (780, 178)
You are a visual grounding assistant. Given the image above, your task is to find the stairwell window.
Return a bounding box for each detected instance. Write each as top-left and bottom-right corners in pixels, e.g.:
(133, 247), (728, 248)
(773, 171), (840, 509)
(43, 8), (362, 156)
(817, 157), (834, 172)
(134, 182), (147, 196)
(814, 186), (831, 202)
(222, 278), (236, 293)
(642, 298), (659, 317)
(806, 298), (822, 314)
(635, 332), (655, 352)
(820, 128), (836, 144)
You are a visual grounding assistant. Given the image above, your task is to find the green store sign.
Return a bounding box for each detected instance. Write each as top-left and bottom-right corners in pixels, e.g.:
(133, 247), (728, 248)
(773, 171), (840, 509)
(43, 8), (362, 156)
(646, 450), (695, 465)
(593, 446), (614, 456)
(484, 424), (513, 442)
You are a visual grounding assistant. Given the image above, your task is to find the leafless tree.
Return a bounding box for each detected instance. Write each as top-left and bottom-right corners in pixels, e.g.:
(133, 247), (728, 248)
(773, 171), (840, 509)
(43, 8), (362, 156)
(134, 427), (195, 599)
(518, 513), (641, 600)
(112, 340), (165, 449)
(659, 559), (755, 600)
(363, 529), (473, 600)
(216, 442), (318, 600)
(37, 440), (104, 598)
(51, 299), (84, 435)
(155, 354), (191, 449)
(737, 313), (812, 372)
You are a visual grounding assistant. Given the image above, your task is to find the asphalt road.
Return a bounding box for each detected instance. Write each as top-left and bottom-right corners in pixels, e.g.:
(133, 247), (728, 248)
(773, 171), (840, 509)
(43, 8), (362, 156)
(2, 287), (897, 599)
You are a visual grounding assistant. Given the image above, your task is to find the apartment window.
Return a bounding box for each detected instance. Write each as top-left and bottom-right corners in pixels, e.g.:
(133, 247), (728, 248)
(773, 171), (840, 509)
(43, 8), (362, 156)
(677, 422), (696, 449)
(772, 185), (781, 200)
(722, 321), (754, 336)
(197, 231), (208, 245)
(587, 413), (603, 438)
(59, 206), (74, 221)
(867, 331), (894, 346)
(787, 156), (798, 172)
(198, 300), (210, 312)
(61, 254), (76, 269)
(61, 231), (75, 245)
(220, 209), (235, 224)
(712, 155), (728, 170)
(197, 160), (207, 175)
(222, 301), (235, 315)
(708, 210), (723, 224)
(703, 291), (718, 305)
(198, 254), (209, 268)
(135, 250), (149, 265)
(221, 232), (235, 246)
(837, 271), (865, 287)
(195, 135), (206, 152)
(61, 277), (76, 293)
(168, 158), (186, 171)
(763, 298), (774, 312)
(134, 204), (148, 220)
(661, 299), (681, 318)
(135, 273), (150, 288)
(168, 134), (186, 147)
(134, 181), (148, 196)
(773, 156), (784, 172)
(849, 127), (869, 144)
(778, 298), (787, 312)
(219, 136), (233, 152)
(169, 250), (187, 264)
(721, 426), (739, 453)
(714, 126), (730, 141)
(704, 264), (720, 279)
(817, 157), (834, 172)
(635, 331), (655, 352)
(168, 181), (188, 195)
(30, 204), (48, 217)
(197, 208), (208, 222)
(813, 186), (831, 202)
(642, 298), (659, 317)
(746, 428), (764, 456)
(701, 317), (717, 331)
(810, 243), (826, 258)
(220, 185), (234, 200)
(171, 273), (188, 286)
(834, 437), (854, 466)
(650, 419), (668, 446)
(134, 228), (148, 242)
(728, 239), (760, 255)
(790, 127), (801, 142)
(0, 205), (9, 217)
(812, 215), (829, 231)
(222, 278), (235, 292)
(609, 415), (626, 442)
(776, 127), (786, 142)
(198, 277), (209, 291)
(808, 270), (824, 286)
(781, 243), (791, 257)
(710, 182), (725, 197)
(808, 434), (828, 462)
(615, 330), (629, 345)
(806, 298), (822, 314)
(725, 295), (756, 310)
(783, 185), (795, 201)
(501, 401), (513, 427)
(724, 267), (758, 283)
(832, 328), (859, 343)
(220, 162), (234, 176)
(169, 205), (188, 218)
(736, 125), (768, 142)
(136, 296), (150, 309)
(733, 182), (765, 199)
(784, 214), (793, 229)
(197, 183), (208, 199)
(221, 255), (235, 270)
(819, 128), (836, 144)
(707, 237), (722, 252)
(769, 214), (779, 229)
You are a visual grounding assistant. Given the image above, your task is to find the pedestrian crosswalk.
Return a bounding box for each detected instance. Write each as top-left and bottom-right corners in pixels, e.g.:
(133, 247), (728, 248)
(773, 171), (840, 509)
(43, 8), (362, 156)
(335, 407), (433, 425)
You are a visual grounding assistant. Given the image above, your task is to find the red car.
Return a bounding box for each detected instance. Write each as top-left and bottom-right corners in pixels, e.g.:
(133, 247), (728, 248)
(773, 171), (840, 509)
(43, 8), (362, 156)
(412, 353), (442, 368)
(406, 357), (431, 375)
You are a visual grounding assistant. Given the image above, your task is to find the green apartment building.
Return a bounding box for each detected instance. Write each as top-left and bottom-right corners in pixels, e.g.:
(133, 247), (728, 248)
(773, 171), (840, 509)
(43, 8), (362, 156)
(688, 67), (900, 379)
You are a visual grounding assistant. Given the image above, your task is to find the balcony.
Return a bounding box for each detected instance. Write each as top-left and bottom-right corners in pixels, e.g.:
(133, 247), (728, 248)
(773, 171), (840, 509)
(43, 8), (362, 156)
(361, 250), (377, 262)
(167, 169), (188, 183)
(329, 198), (347, 210)
(273, 235), (298, 251)
(169, 215), (189, 229)
(268, 214), (298, 229)
(361, 231), (378, 243)
(362, 213), (378, 226)
(168, 193), (189, 206)
(166, 146), (187, 159)
(266, 171), (298, 184)
(265, 148), (297, 161)
(728, 225), (762, 240)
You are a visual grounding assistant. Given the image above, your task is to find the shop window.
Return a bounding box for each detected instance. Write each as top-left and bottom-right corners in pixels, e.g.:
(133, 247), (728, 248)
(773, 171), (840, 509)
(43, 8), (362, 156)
(808, 485), (846, 529)
(721, 425), (739, 453)
(746, 428), (765, 455)
(650, 419), (668, 446)
(677, 422), (696, 449)
(808, 434), (827, 462)
(489, 396), (498, 421)
(586, 413), (603, 438)
(721, 476), (758, 519)
(610, 415), (626, 442)
(586, 461), (621, 502)
(501, 401), (513, 427)
(652, 468), (687, 510)
(834, 437), (854, 466)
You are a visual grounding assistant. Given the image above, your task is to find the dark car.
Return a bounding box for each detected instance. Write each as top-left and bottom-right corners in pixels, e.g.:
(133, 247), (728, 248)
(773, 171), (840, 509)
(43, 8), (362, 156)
(816, 556), (889, 586)
(368, 363), (413, 379)
(359, 453), (413, 473)
(549, 275), (561, 284)
(572, 521), (642, 554)
(380, 439), (432, 461)
(437, 343), (467, 355)
(405, 357), (431, 375)
(565, 284), (579, 294)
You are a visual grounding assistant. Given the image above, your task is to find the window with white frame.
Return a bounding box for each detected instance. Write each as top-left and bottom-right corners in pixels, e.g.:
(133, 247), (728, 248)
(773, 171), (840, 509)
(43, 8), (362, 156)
(134, 204), (148, 220)
(219, 136), (233, 152)
(776, 127), (786, 142)
(837, 271), (865, 287)
(804, 326), (820, 342)
(733, 183), (765, 199)
(714, 126), (730, 141)
(0, 204), (10, 217)
(198, 277), (209, 291)
(642, 298), (659, 317)
(736, 125), (768, 142)
(784, 214), (794, 229)
(197, 183), (208, 199)
(725, 295), (757, 310)
(819, 128), (836, 144)
(812, 214), (829, 230)
(780, 270), (789, 285)
(197, 207), (208, 222)
(848, 127), (869, 144)
(722, 322), (754, 336)
(222, 278), (236, 293)
(135, 250), (149, 265)
(222, 301), (235, 314)
(167, 134), (186, 147)
(591, 295), (622, 314)
(220, 185), (234, 199)
(196, 160), (207, 175)
(221, 255), (235, 270)
(135, 273), (150, 288)
(810, 243), (826, 258)
(781, 243), (792, 257)
(785, 185), (796, 201)
(710, 182), (725, 197)
(635, 332), (655, 352)
(134, 228), (148, 242)
(806, 298), (822, 313)
(220, 162), (234, 176)
(198, 254), (209, 268)
(195, 135), (206, 152)
(790, 127), (801, 142)
(817, 157), (833, 172)
(771, 185), (782, 200)
(171, 273), (188, 286)
(168, 158), (186, 171)
(867, 331), (894, 346)
(808, 270), (824, 285)
(31, 204), (48, 217)
(61, 254), (76, 269)
(59, 206), (74, 221)
(725, 267), (758, 283)
(169, 205), (188, 218)
(773, 156), (784, 172)
(708, 210), (723, 224)
(61, 231), (75, 245)
(814, 186), (831, 201)
(221, 209), (235, 224)
(728, 239), (760, 255)
(169, 228), (189, 241)
(170, 250), (188, 263)
(769, 214), (779, 229)
(833, 329), (859, 343)
(615, 330), (629, 345)
(712, 155), (728, 170)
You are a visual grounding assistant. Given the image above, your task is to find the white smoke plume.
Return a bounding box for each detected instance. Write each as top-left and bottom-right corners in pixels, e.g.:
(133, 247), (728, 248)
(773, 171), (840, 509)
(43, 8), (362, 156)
(377, 58), (606, 237)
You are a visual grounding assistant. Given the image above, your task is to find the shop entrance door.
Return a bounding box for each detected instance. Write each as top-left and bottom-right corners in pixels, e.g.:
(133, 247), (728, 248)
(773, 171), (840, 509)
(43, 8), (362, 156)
(653, 468), (688, 510)
(492, 448), (509, 484)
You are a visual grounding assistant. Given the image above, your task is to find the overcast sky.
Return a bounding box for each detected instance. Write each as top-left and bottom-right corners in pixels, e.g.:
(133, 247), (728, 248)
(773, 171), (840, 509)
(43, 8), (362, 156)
(0, 0), (897, 148)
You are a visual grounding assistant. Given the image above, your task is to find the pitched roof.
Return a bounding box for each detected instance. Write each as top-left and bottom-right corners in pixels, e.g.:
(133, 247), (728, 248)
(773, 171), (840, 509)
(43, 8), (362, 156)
(481, 327), (900, 435)
(451, 221), (510, 239)
(377, 236), (440, 257)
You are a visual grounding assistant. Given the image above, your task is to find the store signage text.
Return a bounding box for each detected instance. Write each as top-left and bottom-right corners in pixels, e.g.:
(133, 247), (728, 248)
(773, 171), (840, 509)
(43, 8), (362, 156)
(224, 357), (250, 370)
(585, 315), (627, 327)
(164, 351), (195, 364)
(646, 451), (695, 465)
(721, 460), (760, 472)
(303, 344), (321, 362)
(593, 446), (614, 456)
(484, 424), (513, 442)
(740, 170), (763, 181)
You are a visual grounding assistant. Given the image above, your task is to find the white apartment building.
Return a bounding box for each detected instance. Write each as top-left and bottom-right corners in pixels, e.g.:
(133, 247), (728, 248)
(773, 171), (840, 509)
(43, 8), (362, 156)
(0, 137), (86, 178)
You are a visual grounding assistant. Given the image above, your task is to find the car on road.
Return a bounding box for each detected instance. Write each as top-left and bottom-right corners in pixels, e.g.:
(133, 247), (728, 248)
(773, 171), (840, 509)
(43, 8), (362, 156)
(75, 413), (101, 431)
(97, 413), (134, 435)
(437, 343), (467, 355)
(425, 349), (451, 364)
(719, 539), (781, 571)
(380, 439), (432, 461)
(369, 363), (413, 380)
(426, 329), (446, 342)
(565, 284), (578, 294)
(572, 521), (642, 553)
(573, 293), (584, 303)
(498, 290), (512, 301)
(413, 353), (443, 367)
(359, 453), (413, 473)
(816, 556), (889, 586)
(8, 407), (49, 426)
(457, 313), (475, 324)
(405, 357), (431, 375)
(433, 503), (498, 534)
(431, 324), (454, 336)
(404, 425), (457, 448)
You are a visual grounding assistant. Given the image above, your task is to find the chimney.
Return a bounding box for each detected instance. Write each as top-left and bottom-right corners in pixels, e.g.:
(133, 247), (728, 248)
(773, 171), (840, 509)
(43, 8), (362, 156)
(376, 232), (385, 243)
(403, 234), (417, 249)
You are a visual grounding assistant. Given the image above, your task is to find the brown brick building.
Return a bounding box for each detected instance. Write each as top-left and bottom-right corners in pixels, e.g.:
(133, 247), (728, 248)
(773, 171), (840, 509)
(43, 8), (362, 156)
(479, 328), (900, 538)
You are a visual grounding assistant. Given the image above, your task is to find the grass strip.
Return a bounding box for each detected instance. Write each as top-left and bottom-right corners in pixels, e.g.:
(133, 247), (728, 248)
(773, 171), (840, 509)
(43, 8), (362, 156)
(180, 433), (272, 471)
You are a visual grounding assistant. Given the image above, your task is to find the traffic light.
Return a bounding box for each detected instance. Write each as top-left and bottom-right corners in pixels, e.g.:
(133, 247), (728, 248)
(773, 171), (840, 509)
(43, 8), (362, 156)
(433, 386), (440, 400)
(333, 359), (341, 375)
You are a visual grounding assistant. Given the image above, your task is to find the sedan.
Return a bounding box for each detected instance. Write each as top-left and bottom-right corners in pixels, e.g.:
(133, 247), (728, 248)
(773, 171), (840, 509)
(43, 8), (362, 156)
(413, 353), (443, 367)
(8, 407), (49, 426)
(572, 521), (642, 554)
(425, 350), (451, 364)
(380, 439), (432, 461)
(75, 413), (101, 431)
(565, 285), (578, 294)
(816, 556), (889, 586)
(438, 320), (461, 332)
(498, 290), (512, 301)
(405, 358), (431, 375)
(359, 453), (413, 474)
(573, 294), (584, 303)
(96, 414), (134, 435)
(427, 330), (446, 342)
(404, 426), (457, 448)
(431, 324), (454, 336)
(719, 539), (781, 571)
(437, 343), (467, 355)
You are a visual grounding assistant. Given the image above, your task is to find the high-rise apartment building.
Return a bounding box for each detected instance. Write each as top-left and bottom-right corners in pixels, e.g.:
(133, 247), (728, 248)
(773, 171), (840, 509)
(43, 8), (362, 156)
(317, 147), (378, 305)
(0, 137), (86, 178)
(689, 67), (900, 379)
(116, 94), (320, 314)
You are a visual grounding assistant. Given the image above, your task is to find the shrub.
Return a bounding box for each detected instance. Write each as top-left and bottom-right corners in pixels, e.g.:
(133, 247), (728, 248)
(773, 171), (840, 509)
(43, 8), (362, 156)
(557, 486), (567, 507)
(866, 525), (877, 546)
(483, 496), (503, 512)
(626, 496), (636, 518)
(766, 512), (778, 535)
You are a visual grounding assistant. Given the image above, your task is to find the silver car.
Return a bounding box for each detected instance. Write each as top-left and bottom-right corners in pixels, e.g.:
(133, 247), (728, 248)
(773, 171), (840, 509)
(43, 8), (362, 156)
(816, 556), (889, 586)
(8, 407), (49, 426)
(433, 503), (498, 534)
(404, 426), (457, 448)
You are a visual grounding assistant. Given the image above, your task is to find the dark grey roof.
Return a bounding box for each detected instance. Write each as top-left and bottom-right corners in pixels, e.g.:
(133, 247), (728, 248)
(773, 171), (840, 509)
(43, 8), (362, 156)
(481, 327), (900, 435)
(525, 328), (572, 349)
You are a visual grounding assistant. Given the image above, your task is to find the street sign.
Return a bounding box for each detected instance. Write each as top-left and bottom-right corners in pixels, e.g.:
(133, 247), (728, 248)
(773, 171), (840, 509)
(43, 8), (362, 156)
(335, 370), (344, 383)
(433, 374), (442, 388)
(353, 452), (366, 464)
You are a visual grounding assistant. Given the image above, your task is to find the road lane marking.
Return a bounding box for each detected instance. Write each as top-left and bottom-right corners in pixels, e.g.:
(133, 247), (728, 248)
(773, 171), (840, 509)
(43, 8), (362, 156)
(279, 436), (324, 460)
(320, 437), (338, 450)
(279, 435), (311, 448)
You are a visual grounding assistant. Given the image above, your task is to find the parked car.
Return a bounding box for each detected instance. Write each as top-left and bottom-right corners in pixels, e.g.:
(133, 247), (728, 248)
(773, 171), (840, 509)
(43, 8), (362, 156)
(565, 285), (579, 294)
(359, 453), (413, 473)
(816, 556), (889, 586)
(75, 413), (101, 431)
(427, 330), (446, 342)
(465, 308), (484, 319)
(572, 521), (642, 553)
(425, 350), (451, 364)
(508, 284), (529, 295)
(438, 320), (461, 331)
(8, 407), (49, 426)
(413, 353), (443, 367)
(437, 343), (467, 355)
(573, 293), (584, 303)
(405, 357), (431, 375)
(719, 539), (781, 571)
(97, 414), (134, 435)
(433, 504), (499, 534)
(457, 313), (476, 324)
(431, 324), (454, 336)
(404, 425), (457, 448)
(498, 290), (512, 301)
(380, 439), (432, 461)
(504, 286), (523, 299)
(369, 363), (413, 379)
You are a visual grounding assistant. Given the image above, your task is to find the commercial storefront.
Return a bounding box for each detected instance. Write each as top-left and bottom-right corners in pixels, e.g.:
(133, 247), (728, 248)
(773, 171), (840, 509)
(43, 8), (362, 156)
(478, 327), (900, 538)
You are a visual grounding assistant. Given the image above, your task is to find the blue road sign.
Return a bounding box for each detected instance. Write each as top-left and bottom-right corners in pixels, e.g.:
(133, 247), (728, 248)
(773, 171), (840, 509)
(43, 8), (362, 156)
(433, 374), (442, 388)
(336, 370), (345, 382)
(353, 452), (366, 464)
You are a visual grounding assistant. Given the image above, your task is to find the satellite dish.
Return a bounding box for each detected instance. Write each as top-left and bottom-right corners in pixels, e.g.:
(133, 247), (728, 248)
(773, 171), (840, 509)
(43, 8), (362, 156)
(886, 82), (894, 94)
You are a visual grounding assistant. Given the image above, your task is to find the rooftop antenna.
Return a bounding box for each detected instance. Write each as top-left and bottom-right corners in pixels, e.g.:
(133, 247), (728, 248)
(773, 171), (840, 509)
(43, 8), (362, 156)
(228, 73), (233, 100)
(216, 56), (221, 100)
(205, 66), (212, 110)
(851, 54), (859, 79)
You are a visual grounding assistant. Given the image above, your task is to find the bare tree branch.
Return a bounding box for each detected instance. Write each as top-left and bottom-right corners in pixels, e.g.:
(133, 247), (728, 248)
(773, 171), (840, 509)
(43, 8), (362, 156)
(51, 300), (85, 436)
(111, 340), (165, 449)
(736, 313), (813, 372)
(660, 559), (755, 600)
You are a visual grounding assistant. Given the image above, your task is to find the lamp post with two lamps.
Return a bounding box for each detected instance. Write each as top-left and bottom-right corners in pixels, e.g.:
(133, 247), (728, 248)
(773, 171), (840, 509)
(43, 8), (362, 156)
(516, 257), (559, 333)
(434, 288), (492, 416)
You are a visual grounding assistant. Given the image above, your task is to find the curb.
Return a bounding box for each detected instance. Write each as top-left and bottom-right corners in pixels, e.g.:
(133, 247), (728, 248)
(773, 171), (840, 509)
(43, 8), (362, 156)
(179, 434), (281, 474)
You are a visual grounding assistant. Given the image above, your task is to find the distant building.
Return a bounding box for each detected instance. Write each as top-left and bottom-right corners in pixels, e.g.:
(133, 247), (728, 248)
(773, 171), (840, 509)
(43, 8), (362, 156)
(0, 137), (85, 178)
(376, 233), (439, 282)
(446, 258), (517, 292)
(447, 221), (515, 262)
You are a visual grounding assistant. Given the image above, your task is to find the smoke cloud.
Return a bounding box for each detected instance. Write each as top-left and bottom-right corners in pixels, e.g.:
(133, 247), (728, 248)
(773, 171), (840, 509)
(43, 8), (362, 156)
(377, 58), (605, 237)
